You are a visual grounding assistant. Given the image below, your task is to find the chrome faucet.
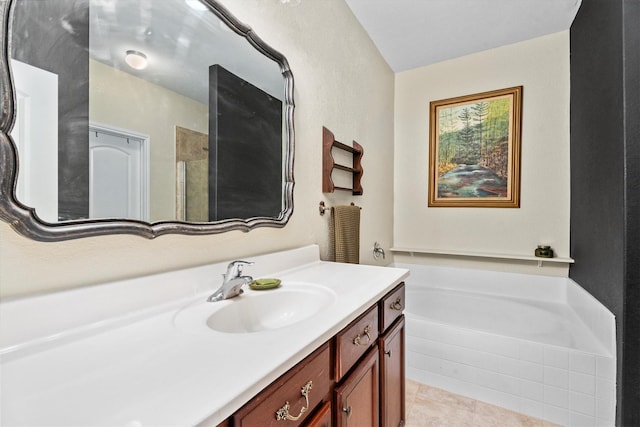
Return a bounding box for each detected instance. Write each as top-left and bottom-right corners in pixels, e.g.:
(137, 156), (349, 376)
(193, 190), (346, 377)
(207, 260), (254, 302)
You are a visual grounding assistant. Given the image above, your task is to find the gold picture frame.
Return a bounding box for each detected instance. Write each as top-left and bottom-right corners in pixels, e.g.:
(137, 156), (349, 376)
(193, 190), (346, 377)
(428, 86), (523, 208)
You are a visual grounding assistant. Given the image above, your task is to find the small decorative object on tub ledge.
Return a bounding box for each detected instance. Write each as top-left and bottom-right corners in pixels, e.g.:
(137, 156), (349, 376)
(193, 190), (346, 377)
(534, 245), (554, 258)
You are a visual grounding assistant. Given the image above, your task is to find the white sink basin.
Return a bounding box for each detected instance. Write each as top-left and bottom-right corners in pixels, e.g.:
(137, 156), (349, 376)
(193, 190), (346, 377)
(173, 283), (336, 334)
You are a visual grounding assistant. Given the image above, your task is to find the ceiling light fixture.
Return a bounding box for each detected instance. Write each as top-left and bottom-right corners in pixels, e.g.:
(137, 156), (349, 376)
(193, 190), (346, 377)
(124, 50), (148, 70)
(279, 0), (301, 5)
(185, 0), (208, 11)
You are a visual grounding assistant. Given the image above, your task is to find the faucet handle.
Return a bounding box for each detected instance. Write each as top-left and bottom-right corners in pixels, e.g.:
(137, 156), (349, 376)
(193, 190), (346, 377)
(226, 260), (254, 278)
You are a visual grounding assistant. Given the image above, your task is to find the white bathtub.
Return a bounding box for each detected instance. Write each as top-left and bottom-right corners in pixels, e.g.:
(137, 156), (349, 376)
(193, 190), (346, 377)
(406, 287), (607, 354)
(396, 263), (616, 427)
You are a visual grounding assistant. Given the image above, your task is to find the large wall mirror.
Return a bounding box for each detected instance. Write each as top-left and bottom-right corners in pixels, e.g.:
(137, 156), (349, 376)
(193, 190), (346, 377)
(0, 0), (294, 241)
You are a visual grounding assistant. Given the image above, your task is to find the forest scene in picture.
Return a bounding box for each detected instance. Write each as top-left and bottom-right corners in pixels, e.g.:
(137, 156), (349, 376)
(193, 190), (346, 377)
(435, 95), (512, 199)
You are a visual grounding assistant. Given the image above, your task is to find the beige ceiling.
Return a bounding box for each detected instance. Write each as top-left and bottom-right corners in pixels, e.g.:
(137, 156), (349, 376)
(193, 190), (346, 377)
(344, 0), (582, 72)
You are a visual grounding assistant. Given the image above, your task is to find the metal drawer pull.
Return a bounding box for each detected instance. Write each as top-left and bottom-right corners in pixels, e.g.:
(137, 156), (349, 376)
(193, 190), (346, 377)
(390, 297), (403, 311)
(343, 406), (352, 417)
(353, 325), (372, 346)
(275, 381), (313, 421)
(384, 349), (392, 358)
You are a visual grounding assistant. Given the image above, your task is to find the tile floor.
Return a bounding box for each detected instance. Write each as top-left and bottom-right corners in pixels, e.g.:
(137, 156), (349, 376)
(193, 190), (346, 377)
(406, 380), (562, 427)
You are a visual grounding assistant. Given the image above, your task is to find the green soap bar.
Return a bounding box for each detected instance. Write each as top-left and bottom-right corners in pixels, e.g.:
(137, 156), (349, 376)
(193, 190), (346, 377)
(249, 278), (281, 290)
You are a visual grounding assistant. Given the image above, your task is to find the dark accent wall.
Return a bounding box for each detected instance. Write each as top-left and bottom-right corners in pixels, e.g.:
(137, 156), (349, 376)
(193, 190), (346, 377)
(570, 0), (640, 424)
(11, 0), (90, 221)
(208, 65), (283, 221)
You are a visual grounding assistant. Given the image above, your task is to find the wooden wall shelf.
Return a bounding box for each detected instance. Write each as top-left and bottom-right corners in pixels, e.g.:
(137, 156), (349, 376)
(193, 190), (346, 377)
(323, 126), (363, 195)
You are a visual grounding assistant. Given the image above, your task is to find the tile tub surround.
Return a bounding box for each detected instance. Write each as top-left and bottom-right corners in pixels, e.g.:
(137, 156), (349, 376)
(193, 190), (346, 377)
(396, 264), (616, 427)
(0, 245), (409, 426)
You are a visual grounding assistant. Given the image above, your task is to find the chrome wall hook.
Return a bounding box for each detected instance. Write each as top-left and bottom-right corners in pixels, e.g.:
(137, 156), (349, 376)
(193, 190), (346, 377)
(319, 201), (328, 216)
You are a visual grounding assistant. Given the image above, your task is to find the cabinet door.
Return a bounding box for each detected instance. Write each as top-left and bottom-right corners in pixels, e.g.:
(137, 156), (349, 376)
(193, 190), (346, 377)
(335, 347), (379, 427)
(305, 401), (332, 427)
(380, 316), (405, 427)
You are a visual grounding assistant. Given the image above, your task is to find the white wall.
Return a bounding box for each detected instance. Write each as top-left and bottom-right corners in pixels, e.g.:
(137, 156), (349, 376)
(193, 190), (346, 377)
(0, 0), (395, 298)
(393, 32), (571, 275)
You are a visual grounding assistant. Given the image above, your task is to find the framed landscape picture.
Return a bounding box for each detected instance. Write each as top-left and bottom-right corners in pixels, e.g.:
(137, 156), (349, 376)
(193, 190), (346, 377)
(428, 86), (523, 208)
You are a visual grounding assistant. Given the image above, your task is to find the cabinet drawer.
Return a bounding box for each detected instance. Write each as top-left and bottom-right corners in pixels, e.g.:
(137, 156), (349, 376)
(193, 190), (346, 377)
(233, 342), (332, 427)
(379, 283), (405, 333)
(334, 305), (379, 381)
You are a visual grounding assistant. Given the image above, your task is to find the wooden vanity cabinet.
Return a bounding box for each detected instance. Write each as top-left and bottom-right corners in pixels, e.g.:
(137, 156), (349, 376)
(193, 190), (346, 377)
(222, 283), (405, 427)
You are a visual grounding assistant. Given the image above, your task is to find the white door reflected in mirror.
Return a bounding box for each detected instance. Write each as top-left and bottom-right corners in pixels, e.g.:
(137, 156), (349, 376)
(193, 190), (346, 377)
(10, 59), (58, 223)
(89, 127), (149, 221)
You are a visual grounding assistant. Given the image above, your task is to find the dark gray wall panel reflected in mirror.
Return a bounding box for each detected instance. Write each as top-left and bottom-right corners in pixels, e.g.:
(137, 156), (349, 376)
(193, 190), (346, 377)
(0, 0), (295, 240)
(209, 65), (282, 221)
(11, 0), (90, 221)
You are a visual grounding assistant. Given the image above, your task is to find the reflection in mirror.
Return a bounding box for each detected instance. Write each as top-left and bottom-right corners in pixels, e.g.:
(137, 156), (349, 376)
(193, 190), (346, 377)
(0, 0), (294, 239)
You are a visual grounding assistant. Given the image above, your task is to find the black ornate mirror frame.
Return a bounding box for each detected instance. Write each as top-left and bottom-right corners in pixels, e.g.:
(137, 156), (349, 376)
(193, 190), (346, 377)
(0, 0), (294, 241)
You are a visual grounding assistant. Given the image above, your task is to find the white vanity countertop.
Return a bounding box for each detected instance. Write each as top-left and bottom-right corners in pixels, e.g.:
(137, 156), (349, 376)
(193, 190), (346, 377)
(0, 245), (409, 426)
